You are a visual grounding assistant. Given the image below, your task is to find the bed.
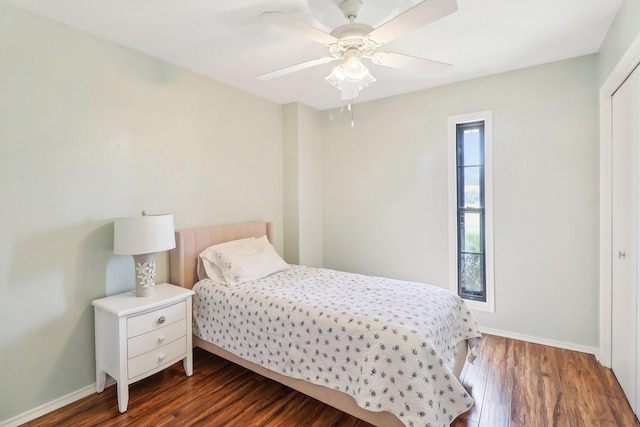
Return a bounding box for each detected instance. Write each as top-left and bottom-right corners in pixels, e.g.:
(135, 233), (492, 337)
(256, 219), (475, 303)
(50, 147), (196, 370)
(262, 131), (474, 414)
(169, 221), (481, 427)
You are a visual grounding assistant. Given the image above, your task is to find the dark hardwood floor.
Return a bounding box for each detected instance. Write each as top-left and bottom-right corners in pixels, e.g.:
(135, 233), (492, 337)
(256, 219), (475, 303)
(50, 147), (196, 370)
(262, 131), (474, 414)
(452, 335), (639, 427)
(23, 334), (639, 427)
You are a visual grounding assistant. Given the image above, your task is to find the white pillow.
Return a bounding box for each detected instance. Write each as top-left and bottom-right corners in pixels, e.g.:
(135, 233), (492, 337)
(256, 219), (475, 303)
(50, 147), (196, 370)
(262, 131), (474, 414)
(197, 256), (227, 285)
(198, 237), (256, 284)
(198, 236), (289, 286)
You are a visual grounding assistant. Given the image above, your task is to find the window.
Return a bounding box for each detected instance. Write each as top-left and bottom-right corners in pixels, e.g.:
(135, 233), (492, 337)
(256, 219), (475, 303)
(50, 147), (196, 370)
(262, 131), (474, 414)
(448, 111), (494, 312)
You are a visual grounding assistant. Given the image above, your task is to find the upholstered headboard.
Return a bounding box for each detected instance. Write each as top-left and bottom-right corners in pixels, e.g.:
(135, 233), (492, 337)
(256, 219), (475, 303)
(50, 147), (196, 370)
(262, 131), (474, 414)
(169, 221), (273, 289)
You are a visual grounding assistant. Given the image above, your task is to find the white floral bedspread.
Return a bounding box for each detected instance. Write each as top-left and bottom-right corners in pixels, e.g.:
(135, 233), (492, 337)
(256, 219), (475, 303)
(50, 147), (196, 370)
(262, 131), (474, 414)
(193, 266), (481, 427)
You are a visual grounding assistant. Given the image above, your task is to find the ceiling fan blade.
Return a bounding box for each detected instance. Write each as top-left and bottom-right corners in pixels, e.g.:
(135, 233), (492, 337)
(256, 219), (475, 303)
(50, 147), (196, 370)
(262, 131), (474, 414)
(261, 11), (338, 45)
(368, 51), (452, 73)
(257, 57), (338, 80)
(369, 0), (458, 45)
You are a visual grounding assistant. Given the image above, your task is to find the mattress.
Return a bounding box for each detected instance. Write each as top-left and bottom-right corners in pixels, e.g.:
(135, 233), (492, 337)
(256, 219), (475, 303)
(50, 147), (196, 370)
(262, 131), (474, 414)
(193, 265), (481, 427)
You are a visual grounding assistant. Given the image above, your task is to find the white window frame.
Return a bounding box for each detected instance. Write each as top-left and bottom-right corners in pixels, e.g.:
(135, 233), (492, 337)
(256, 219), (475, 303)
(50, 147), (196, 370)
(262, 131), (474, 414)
(447, 111), (495, 313)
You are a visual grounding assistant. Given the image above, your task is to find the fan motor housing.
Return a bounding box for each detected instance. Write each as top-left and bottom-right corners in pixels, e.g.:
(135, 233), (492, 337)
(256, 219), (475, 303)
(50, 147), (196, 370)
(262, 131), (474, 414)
(329, 23), (378, 58)
(330, 23), (374, 39)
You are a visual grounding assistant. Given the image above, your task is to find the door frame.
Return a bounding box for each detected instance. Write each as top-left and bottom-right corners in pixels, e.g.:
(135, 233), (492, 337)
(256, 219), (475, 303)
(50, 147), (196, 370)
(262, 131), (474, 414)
(599, 33), (640, 368)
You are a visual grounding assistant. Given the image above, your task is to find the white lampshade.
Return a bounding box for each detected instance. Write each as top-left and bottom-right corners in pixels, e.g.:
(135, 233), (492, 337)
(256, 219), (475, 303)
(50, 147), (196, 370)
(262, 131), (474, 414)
(114, 214), (175, 255)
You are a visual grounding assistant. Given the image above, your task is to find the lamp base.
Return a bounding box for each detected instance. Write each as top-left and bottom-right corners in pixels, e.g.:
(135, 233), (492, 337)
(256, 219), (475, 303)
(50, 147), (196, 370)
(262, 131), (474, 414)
(132, 253), (157, 297)
(136, 281), (155, 297)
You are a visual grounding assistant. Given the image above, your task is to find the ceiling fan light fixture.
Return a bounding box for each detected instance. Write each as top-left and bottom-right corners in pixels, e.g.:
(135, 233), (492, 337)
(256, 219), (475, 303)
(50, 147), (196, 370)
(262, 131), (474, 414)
(344, 55), (366, 80)
(325, 58), (375, 100)
(325, 64), (347, 90)
(356, 68), (376, 89)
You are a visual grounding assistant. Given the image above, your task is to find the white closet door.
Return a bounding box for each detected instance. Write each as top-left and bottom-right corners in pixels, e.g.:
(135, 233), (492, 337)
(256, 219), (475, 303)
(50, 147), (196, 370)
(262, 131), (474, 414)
(612, 64), (640, 415)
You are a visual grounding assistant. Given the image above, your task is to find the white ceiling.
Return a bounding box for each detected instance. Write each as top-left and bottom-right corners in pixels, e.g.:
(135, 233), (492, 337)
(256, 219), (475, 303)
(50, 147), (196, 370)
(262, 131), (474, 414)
(6, 0), (624, 111)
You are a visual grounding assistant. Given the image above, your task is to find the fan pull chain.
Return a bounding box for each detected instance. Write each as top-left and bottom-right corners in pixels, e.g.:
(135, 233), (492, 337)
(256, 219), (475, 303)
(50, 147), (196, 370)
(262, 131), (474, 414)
(348, 103), (355, 128)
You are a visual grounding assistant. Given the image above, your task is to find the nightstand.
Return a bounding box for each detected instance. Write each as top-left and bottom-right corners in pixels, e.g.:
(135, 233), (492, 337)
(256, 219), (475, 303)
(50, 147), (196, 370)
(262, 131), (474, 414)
(92, 283), (195, 412)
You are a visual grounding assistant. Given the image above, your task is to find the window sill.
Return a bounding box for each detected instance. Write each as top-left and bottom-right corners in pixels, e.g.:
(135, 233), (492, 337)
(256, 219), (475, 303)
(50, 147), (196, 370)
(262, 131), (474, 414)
(463, 298), (495, 313)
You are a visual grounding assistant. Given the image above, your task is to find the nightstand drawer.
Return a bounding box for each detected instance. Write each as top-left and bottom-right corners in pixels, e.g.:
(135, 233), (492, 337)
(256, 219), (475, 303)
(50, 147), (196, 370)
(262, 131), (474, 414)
(128, 335), (187, 379)
(127, 301), (186, 338)
(127, 318), (187, 359)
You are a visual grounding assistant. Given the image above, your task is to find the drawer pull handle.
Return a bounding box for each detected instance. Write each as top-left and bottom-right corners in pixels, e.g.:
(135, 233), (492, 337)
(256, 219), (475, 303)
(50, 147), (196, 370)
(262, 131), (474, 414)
(158, 353), (165, 362)
(158, 316), (166, 324)
(158, 335), (165, 343)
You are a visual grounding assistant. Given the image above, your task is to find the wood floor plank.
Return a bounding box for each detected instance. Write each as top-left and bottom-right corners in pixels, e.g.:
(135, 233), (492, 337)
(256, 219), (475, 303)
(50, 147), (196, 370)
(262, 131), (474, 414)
(479, 401), (509, 427)
(23, 335), (639, 427)
(481, 335), (512, 408)
(459, 373), (486, 423)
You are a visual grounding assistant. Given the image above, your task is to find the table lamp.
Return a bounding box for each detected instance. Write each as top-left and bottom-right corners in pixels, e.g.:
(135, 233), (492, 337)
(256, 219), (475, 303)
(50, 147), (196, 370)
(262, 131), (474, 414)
(113, 211), (176, 297)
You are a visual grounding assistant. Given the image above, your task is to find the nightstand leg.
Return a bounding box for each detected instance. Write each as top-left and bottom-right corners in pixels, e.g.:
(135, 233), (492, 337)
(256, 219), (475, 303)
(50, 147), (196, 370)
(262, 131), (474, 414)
(183, 354), (193, 376)
(96, 370), (106, 393)
(117, 382), (129, 413)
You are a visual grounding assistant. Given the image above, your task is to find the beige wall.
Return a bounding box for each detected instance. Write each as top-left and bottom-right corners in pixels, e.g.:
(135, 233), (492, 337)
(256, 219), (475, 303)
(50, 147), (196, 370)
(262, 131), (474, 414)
(596, 0), (640, 86)
(321, 55), (600, 349)
(295, 103), (324, 267)
(282, 104), (301, 264)
(282, 103), (323, 267)
(0, 2), (283, 422)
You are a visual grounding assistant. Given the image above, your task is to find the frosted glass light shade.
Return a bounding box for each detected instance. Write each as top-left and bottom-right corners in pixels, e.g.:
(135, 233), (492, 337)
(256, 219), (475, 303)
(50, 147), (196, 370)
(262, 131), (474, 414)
(325, 60), (376, 101)
(114, 214), (175, 255)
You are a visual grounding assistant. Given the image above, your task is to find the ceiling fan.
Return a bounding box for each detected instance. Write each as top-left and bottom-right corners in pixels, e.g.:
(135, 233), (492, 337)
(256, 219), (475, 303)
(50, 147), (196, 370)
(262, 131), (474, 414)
(258, 0), (458, 101)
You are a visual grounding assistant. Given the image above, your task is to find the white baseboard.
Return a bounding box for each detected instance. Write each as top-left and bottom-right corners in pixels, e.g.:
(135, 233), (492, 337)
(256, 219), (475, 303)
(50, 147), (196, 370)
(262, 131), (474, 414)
(0, 379), (115, 427)
(479, 326), (600, 359)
